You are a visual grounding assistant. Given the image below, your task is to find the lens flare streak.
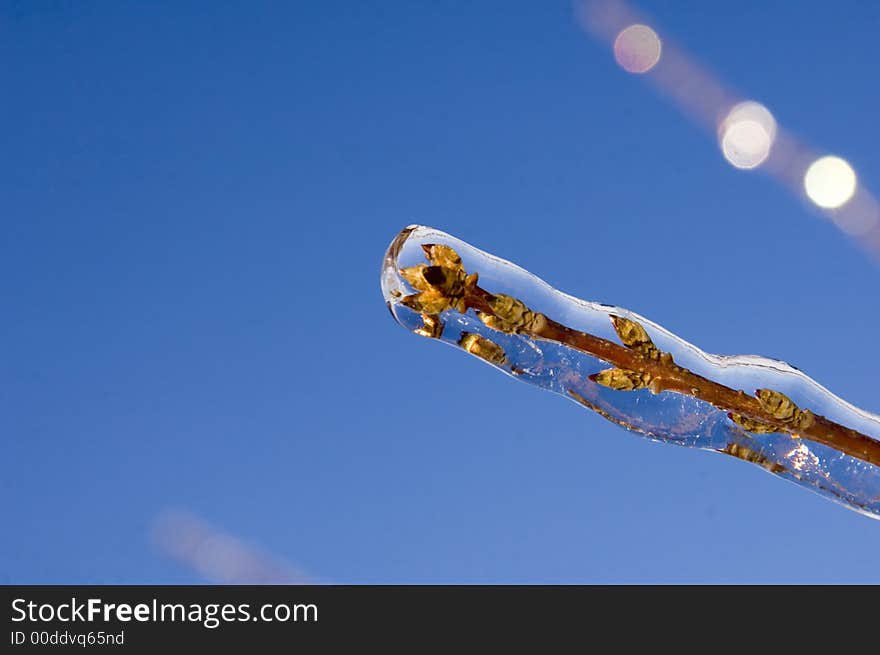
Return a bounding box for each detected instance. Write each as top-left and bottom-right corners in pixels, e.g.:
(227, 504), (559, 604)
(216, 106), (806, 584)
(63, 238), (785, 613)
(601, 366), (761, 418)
(575, 0), (880, 260)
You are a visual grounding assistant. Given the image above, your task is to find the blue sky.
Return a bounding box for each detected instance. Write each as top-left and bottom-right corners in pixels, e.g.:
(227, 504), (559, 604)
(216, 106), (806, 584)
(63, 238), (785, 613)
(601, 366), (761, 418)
(3, 1), (880, 583)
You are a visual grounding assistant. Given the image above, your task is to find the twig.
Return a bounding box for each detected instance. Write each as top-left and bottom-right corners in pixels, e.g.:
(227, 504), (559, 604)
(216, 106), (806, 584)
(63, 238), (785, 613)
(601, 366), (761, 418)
(399, 244), (880, 468)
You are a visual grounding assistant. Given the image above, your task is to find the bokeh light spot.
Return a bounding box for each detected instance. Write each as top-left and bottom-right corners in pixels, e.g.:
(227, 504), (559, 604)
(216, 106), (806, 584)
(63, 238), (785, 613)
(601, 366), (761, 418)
(719, 101), (776, 169)
(613, 24), (661, 74)
(804, 156), (857, 209)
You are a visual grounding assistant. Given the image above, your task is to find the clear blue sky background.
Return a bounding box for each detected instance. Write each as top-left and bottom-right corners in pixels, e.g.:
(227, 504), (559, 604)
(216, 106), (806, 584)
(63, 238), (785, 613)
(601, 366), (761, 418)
(4, 1), (880, 583)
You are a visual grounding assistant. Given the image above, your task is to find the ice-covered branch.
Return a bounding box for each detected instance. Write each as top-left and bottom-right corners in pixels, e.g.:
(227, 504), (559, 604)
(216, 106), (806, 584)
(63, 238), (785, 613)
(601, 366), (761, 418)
(381, 225), (880, 519)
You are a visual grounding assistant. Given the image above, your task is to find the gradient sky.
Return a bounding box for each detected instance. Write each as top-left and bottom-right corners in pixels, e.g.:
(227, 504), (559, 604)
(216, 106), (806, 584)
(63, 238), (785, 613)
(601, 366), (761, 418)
(4, 1), (880, 583)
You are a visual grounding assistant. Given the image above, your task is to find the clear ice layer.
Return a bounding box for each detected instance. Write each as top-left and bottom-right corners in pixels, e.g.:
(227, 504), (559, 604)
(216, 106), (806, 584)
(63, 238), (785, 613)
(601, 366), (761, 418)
(381, 225), (880, 519)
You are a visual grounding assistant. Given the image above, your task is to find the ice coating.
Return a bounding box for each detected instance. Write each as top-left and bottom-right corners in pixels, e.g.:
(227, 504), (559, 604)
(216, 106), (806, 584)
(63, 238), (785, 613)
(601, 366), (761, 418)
(381, 225), (880, 519)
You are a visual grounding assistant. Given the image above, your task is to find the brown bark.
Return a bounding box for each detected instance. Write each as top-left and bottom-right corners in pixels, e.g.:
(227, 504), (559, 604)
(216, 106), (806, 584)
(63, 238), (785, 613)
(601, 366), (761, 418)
(462, 284), (880, 468)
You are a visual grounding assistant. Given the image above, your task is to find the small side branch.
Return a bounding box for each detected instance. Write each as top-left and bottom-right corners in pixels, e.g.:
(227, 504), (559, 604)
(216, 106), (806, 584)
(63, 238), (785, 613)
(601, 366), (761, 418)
(399, 244), (880, 468)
